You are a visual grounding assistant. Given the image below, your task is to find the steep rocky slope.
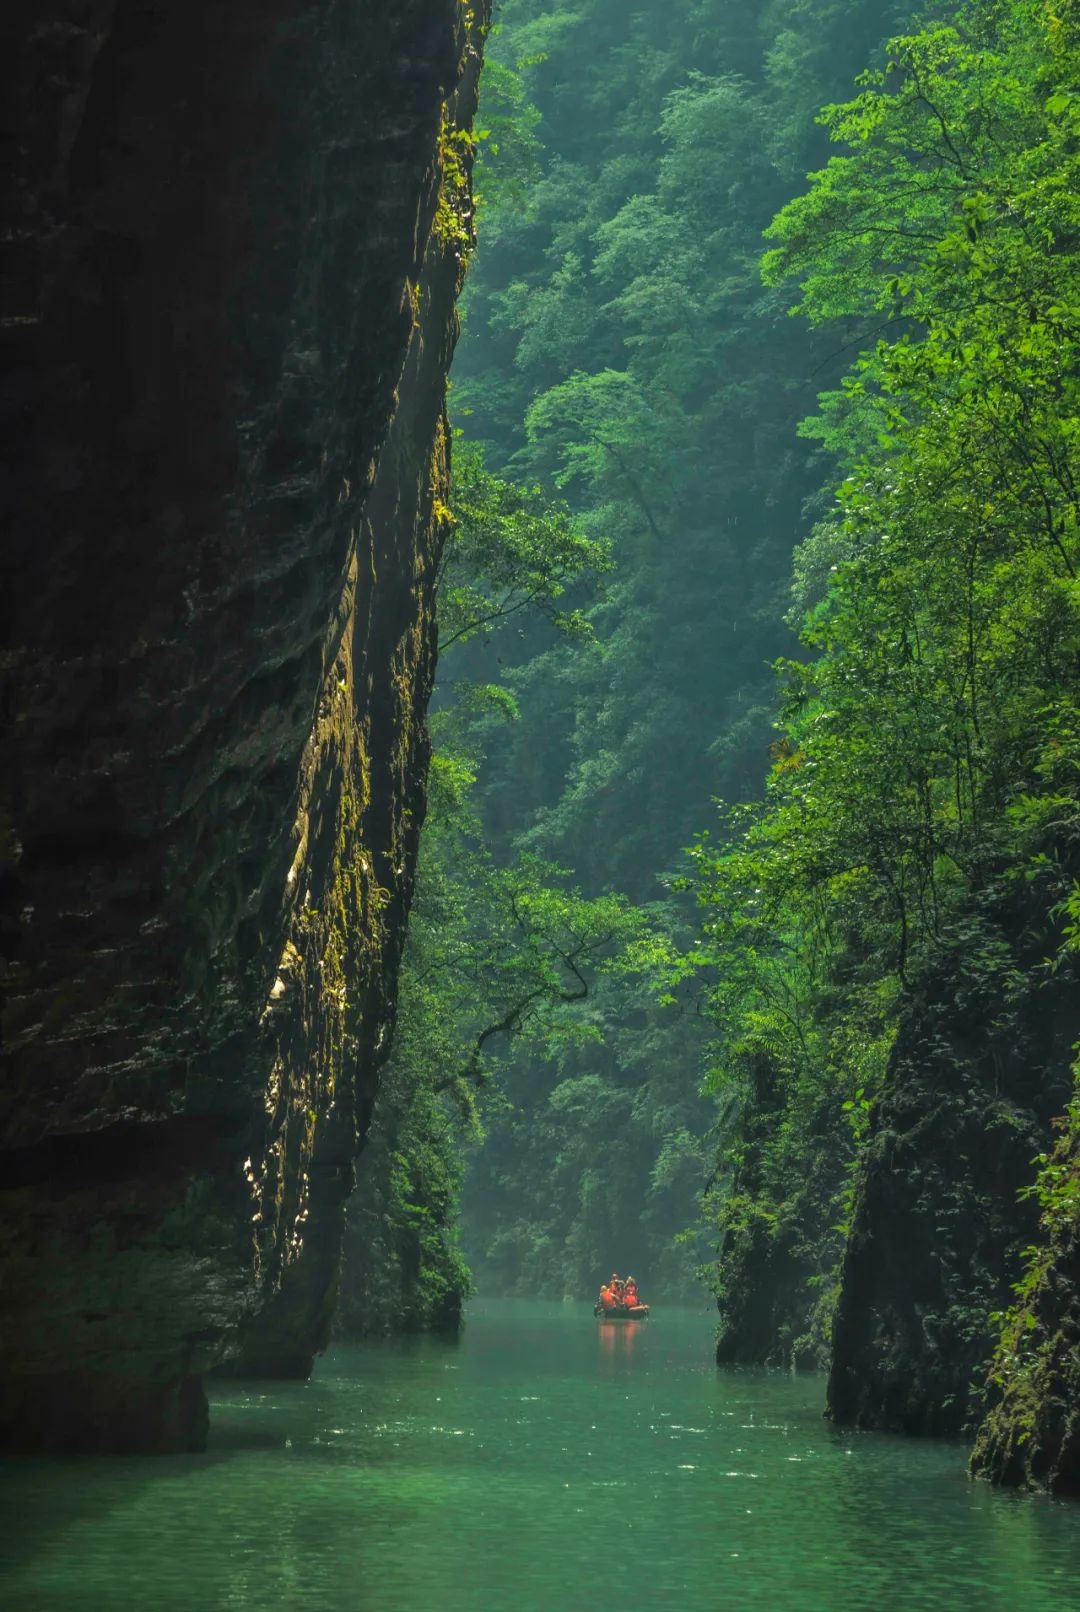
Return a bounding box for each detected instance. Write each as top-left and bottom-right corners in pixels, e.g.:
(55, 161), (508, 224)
(0, 0), (486, 1452)
(970, 1125), (1080, 1495)
(827, 939), (1080, 1440)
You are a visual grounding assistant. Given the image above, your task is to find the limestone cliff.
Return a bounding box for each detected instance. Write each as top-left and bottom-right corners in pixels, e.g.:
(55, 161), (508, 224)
(827, 941), (1080, 1439)
(713, 1054), (842, 1373)
(0, 0), (488, 1452)
(969, 1121), (1080, 1496)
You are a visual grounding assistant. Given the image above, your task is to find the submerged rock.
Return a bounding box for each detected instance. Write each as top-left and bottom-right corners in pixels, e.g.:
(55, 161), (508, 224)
(0, 0), (487, 1451)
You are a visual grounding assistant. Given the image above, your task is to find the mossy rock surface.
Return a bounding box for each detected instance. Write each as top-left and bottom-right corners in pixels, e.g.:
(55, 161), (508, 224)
(0, 0), (488, 1450)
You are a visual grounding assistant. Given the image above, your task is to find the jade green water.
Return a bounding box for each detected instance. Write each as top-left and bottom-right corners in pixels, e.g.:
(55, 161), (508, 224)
(2, 1301), (1079, 1611)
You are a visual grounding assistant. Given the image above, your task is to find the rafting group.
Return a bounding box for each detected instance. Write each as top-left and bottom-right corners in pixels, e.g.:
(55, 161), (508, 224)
(594, 1272), (649, 1319)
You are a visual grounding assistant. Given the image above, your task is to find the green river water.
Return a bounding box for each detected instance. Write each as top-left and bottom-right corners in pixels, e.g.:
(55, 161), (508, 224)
(2, 1300), (1078, 1611)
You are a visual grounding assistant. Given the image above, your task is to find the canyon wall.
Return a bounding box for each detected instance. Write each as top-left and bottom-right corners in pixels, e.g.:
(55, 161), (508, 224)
(827, 929), (1080, 1442)
(711, 889), (1080, 1491)
(969, 1121), (1080, 1496)
(0, 0), (486, 1452)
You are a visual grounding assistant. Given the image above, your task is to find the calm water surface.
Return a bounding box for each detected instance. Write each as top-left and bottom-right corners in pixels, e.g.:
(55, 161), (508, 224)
(2, 1300), (1079, 1610)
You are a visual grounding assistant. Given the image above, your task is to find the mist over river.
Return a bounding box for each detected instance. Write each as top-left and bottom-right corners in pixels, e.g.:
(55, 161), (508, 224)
(2, 1301), (1078, 1611)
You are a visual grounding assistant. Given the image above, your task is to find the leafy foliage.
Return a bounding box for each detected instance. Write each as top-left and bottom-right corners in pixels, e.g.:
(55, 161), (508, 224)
(449, 0), (936, 1304)
(340, 446), (643, 1334)
(438, 444), (611, 650)
(689, 0), (1080, 1371)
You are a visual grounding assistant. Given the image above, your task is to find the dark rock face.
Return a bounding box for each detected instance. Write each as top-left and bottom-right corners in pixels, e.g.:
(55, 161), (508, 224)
(970, 1132), (1080, 1495)
(0, 0), (486, 1451)
(827, 950), (1080, 1439)
(714, 1055), (842, 1372)
(715, 1222), (833, 1373)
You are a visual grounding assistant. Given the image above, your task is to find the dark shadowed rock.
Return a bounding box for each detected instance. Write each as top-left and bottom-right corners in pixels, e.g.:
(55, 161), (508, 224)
(970, 1130), (1080, 1495)
(713, 1051), (843, 1373)
(0, 0), (488, 1451)
(827, 940), (1080, 1439)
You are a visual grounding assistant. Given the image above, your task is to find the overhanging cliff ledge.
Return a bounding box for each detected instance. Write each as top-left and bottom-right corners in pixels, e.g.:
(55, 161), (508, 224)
(0, 0), (488, 1453)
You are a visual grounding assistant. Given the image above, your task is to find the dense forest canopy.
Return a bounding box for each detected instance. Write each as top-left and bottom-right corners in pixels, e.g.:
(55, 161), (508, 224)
(342, 0), (934, 1318)
(447, 0), (937, 1305)
(342, 0), (1080, 1489)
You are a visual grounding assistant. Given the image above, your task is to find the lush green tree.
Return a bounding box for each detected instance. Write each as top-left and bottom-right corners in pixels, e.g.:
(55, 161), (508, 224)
(689, 0), (1080, 1375)
(451, 0), (936, 1303)
(438, 443), (610, 651)
(339, 455), (641, 1333)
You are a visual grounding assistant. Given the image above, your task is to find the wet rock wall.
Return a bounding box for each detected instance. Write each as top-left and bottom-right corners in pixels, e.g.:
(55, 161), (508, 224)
(827, 940), (1080, 1441)
(969, 1122), (1080, 1496)
(0, 0), (487, 1451)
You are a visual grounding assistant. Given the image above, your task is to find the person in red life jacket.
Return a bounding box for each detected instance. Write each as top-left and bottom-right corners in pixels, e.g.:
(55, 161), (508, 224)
(610, 1273), (625, 1304)
(624, 1277), (640, 1308)
(598, 1283), (618, 1312)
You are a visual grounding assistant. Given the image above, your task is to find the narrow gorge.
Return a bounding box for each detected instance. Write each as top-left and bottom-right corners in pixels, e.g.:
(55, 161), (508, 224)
(2, 6), (1080, 1606)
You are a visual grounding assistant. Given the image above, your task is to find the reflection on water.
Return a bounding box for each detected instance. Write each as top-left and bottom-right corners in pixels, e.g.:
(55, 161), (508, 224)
(596, 1317), (643, 1361)
(1, 1300), (1079, 1611)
